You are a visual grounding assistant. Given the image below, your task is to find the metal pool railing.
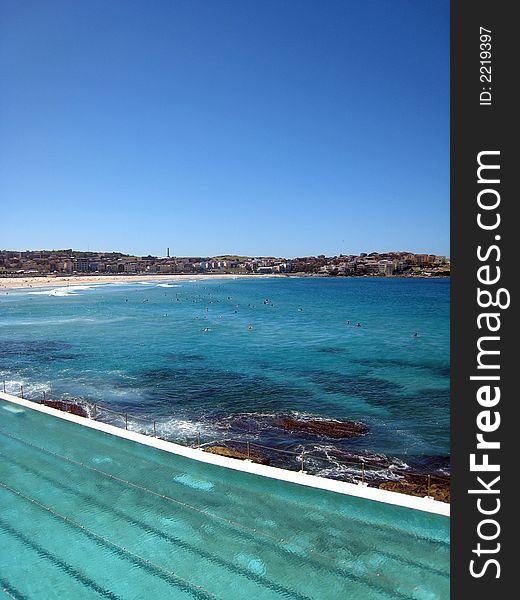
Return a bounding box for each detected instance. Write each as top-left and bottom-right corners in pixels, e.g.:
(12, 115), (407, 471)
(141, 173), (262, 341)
(4, 383), (448, 501)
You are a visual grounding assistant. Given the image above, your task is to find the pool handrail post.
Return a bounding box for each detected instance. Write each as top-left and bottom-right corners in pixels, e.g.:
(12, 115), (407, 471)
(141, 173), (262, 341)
(93, 404), (97, 420)
(125, 413), (128, 430)
(362, 462), (365, 484)
(198, 431), (201, 449)
(301, 450), (305, 473)
(3, 380), (5, 393)
(20, 385), (23, 399)
(153, 420), (156, 436)
(427, 474), (431, 498)
(247, 441), (250, 460)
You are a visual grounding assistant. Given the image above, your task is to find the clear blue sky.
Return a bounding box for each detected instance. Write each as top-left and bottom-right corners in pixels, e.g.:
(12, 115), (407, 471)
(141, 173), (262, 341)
(1, 0), (449, 258)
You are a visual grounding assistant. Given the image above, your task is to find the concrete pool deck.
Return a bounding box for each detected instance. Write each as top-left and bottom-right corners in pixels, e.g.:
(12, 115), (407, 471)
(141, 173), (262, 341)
(0, 391), (450, 517)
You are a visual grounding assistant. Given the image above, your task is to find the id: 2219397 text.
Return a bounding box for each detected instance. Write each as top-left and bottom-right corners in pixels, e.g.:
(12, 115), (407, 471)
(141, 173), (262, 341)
(480, 27), (492, 106)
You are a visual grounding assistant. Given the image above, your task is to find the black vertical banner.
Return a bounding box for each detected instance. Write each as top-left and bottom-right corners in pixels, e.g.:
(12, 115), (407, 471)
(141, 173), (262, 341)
(452, 1), (515, 597)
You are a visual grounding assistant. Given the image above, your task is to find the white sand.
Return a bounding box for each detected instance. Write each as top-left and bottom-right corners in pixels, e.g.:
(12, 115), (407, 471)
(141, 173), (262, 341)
(0, 273), (278, 290)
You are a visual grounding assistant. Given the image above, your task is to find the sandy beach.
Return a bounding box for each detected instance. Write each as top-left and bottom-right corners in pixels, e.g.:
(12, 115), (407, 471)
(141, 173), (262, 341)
(0, 273), (277, 291)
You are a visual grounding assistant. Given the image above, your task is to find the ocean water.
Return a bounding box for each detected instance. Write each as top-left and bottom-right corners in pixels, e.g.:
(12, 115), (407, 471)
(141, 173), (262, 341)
(0, 277), (449, 480)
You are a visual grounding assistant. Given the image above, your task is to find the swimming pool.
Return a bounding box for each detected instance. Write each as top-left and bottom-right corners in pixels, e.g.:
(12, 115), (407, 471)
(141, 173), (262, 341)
(0, 397), (449, 599)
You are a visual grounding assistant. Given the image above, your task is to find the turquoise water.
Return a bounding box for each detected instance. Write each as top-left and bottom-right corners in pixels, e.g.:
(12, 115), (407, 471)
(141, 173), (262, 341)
(0, 277), (449, 479)
(0, 398), (449, 599)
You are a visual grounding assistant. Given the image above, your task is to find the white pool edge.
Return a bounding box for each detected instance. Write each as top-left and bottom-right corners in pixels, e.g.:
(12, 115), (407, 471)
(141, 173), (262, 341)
(0, 392), (450, 517)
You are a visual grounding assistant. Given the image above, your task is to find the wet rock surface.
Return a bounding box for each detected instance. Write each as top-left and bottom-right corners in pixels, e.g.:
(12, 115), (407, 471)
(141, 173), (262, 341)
(379, 474), (450, 503)
(272, 416), (368, 439)
(221, 413), (369, 440)
(204, 444), (270, 465)
(41, 399), (89, 418)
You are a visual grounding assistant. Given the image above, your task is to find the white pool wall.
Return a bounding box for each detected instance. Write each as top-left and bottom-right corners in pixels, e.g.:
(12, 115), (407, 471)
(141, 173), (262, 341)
(0, 391), (450, 517)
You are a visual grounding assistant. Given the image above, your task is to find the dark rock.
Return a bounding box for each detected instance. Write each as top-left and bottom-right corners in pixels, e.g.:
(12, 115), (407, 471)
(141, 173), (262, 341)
(272, 416), (368, 439)
(379, 474), (450, 503)
(204, 444), (270, 465)
(218, 413), (369, 439)
(41, 399), (89, 418)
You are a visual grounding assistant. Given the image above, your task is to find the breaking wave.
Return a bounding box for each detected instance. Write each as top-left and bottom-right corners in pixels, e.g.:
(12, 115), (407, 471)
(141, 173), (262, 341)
(28, 285), (100, 297)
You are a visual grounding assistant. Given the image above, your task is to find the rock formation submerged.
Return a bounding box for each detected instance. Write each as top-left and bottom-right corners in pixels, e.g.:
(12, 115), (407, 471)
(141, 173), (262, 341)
(271, 416), (368, 439)
(220, 413), (369, 440)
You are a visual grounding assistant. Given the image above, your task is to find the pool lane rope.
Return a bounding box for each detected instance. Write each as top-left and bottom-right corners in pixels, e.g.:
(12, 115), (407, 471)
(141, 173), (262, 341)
(0, 429), (442, 600)
(1, 450), (316, 600)
(0, 481), (222, 600)
(0, 428), (361, 571)
(0, 581), (20, 600)
(0, 427), (447, 597)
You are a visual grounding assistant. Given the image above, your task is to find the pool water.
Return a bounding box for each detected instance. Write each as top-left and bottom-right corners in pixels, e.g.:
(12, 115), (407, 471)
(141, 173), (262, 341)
(0, 399), (449, 599)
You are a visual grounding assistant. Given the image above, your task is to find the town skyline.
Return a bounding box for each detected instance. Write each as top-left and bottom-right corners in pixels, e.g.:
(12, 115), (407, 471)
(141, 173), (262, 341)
(1, 247), (450, 278)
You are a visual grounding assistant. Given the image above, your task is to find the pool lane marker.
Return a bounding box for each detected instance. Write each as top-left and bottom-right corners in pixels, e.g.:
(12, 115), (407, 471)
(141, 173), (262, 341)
(4, 436), (449, 591)
(0, 517), (121, 600)
(0, 428), (448, 594)
(0, 577), (27, 600)
(1, 448), (317, 600)
(0, 392), (450, 517)
(0, 429), (382, 571)
(0, 482), (222, 600)
(0, 475), (417, 600)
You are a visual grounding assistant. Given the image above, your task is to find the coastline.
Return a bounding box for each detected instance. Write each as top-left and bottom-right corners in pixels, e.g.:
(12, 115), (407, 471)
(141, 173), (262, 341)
(0, 272), (449, 291)
(0, 273), (277, 291)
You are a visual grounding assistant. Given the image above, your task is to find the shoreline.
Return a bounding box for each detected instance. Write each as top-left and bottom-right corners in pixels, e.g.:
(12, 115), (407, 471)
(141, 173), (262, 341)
(0, 273), (277, 291)
(0, 272), (449, 291)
